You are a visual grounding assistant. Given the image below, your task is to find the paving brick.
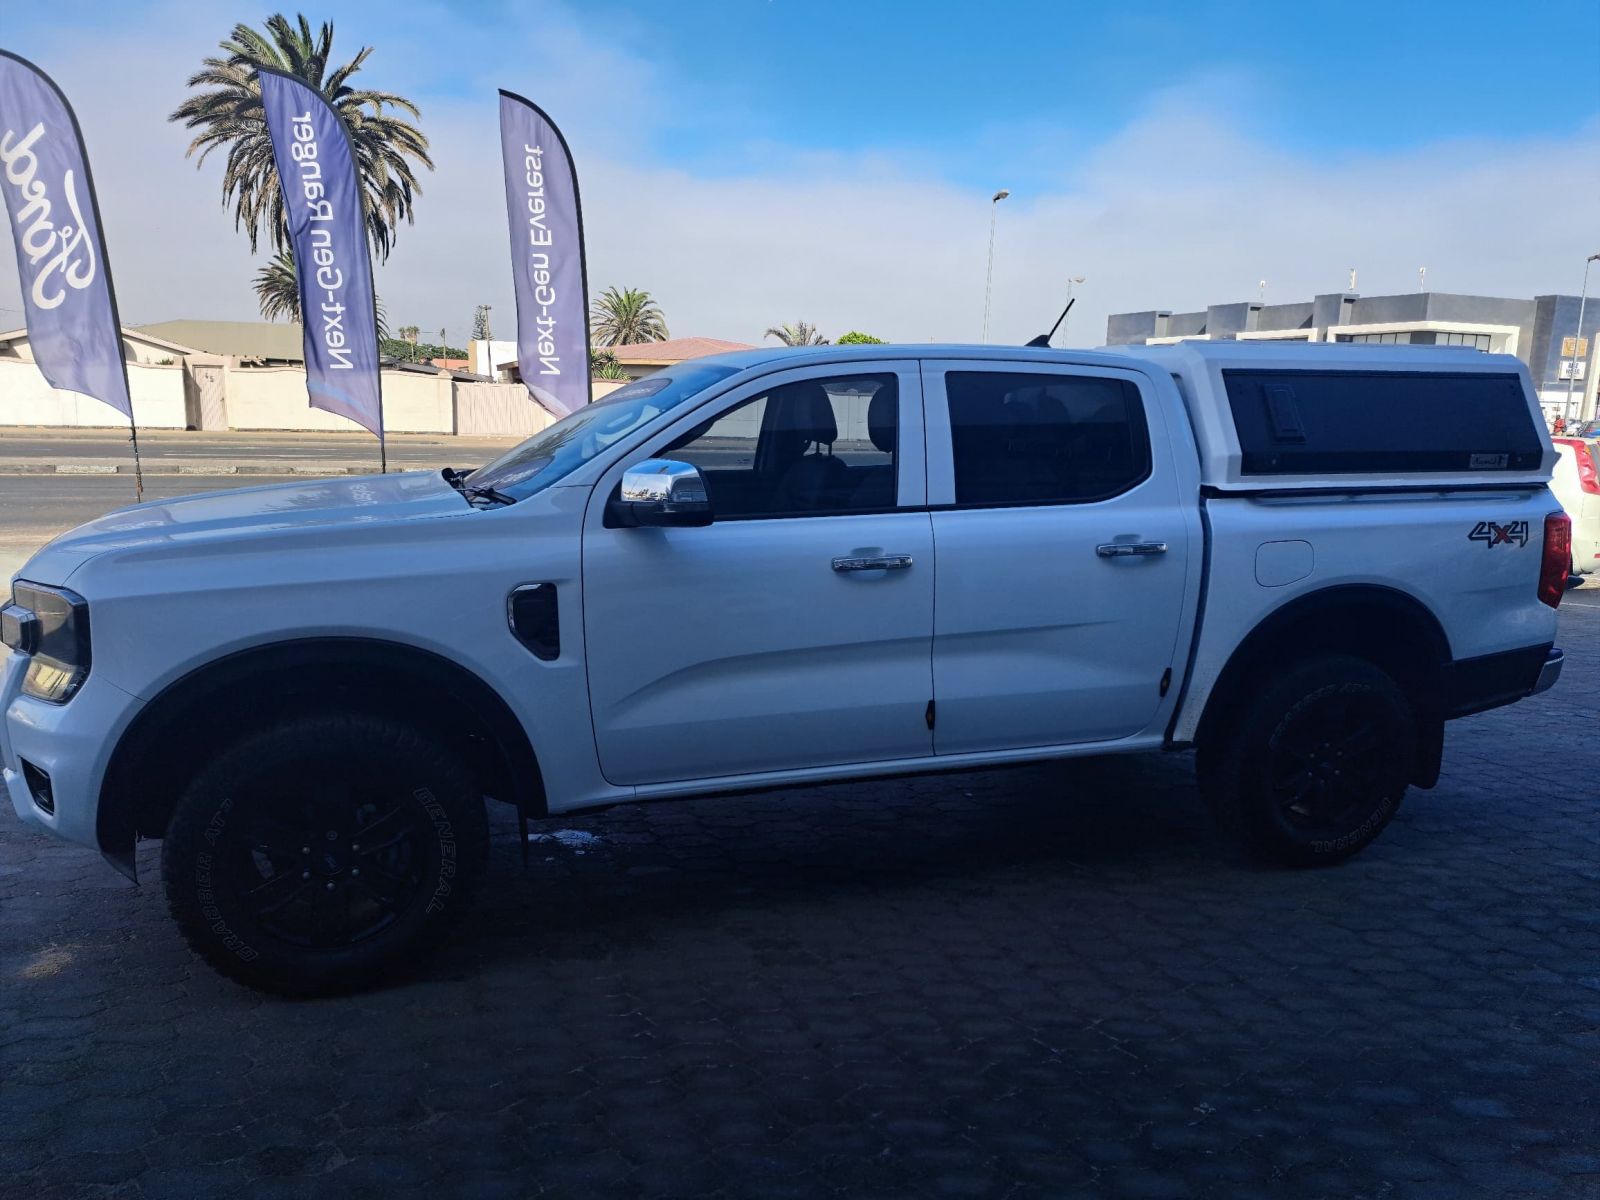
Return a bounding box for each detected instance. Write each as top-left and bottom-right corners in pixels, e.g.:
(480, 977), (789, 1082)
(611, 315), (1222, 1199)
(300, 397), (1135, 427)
(2, 605), (1597, 1197)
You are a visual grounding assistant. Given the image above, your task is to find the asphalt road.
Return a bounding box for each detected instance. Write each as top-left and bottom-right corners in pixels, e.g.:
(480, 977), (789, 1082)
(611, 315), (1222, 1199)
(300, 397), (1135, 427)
(0, 473), (314, 549)
(1, 475), (333, 584)
(0, 427), (517, 466)
(2, 601), (1598, 1198)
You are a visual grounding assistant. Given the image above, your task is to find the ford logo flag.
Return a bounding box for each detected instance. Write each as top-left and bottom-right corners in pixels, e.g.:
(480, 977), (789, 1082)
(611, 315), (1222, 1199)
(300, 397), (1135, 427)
(0, 50), (132, 421)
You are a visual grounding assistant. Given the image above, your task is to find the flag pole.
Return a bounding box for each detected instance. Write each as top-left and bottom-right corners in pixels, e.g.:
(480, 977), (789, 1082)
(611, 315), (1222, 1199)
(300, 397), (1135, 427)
(128, 417), (144, 501)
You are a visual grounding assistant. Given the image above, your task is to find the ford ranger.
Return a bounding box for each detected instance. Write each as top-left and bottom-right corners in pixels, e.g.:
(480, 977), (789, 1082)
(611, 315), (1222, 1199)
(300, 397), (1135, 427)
(0, 341), (1569, 993)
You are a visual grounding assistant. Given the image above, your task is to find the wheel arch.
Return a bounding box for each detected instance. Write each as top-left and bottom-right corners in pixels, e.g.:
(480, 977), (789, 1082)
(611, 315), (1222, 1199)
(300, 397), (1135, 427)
(97, 637), (545, 880)
(1189, 583), (1452, 787)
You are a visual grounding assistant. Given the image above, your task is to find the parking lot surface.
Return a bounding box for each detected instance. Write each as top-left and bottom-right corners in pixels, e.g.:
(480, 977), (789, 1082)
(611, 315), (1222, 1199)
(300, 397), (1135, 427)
(3, 605), (1598, 1199)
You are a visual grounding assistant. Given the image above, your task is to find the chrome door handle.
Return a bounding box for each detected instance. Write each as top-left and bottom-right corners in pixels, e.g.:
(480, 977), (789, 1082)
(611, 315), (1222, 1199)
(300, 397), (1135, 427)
(1096, 541), (1168, 558)
(832, 554), (914, 572)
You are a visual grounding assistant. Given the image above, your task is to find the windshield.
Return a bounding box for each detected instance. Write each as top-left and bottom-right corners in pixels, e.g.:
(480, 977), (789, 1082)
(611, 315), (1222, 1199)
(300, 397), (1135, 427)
(465, 362), (741, 498)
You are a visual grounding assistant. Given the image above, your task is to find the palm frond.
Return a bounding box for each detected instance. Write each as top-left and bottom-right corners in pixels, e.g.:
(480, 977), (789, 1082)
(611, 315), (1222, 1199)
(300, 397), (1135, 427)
(170, 11), (433, 262)
(589, 287), (669, 347)
(764, 321), (829, 347)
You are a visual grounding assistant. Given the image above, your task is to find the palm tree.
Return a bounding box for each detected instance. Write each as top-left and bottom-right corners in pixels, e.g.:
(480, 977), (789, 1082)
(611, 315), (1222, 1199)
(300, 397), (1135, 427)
(252, 250), (301, 323)
(765, 321), (829, 347)
(590, 350), (630, 380)
(590, 287), (669, 347)
(170, 13), (432, 262)
(252, 250), (388, 340)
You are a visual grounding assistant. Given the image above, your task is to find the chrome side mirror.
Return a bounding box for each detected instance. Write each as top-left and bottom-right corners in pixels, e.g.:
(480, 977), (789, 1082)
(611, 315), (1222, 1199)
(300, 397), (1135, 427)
(609, 459), (714, 528)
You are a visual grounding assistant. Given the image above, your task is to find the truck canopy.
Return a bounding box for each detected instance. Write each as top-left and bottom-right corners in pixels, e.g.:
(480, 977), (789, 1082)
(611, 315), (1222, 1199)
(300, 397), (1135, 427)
(1107, 341), (1553, 493)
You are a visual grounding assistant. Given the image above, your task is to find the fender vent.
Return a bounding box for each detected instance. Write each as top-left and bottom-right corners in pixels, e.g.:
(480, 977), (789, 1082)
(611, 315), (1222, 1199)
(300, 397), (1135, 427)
(508, 583), (560, 661)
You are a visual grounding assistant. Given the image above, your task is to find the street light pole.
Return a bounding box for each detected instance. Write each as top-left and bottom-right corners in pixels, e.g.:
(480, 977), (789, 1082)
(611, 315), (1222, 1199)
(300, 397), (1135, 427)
(1564, 253), (1600, 425)
(982, 189), (1010, 343)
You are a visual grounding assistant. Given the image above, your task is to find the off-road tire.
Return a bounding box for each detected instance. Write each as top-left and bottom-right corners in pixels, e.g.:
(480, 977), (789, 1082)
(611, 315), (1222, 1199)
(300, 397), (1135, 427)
(162, 712), (488, 995)
(1197, 654), (1414, 866)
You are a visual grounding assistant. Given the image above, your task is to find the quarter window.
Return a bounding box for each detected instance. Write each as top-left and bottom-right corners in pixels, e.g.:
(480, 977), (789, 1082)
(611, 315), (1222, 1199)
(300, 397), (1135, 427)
(944, 371), (1151, 505)
(664, 374), (899, 518)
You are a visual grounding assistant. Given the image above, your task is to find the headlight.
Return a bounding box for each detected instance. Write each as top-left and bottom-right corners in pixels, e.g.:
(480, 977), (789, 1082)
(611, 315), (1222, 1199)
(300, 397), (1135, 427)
(3, 583), (92, 703)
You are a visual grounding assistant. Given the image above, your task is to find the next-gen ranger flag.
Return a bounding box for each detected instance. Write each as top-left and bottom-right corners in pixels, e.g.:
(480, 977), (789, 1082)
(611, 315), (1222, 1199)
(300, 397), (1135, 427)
(259, 66), (385, 461)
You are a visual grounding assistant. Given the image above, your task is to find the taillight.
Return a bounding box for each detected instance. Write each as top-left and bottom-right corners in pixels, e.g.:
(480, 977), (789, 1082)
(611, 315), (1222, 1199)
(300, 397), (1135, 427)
(1540, 511), (1571, 609)
(1574, 442), (1600, 494)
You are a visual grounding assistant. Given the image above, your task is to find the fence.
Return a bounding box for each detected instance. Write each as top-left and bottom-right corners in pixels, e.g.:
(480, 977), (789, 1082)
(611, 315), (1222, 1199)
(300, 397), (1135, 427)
(0, 358), (187, 428)
(0, 358), (616, 437)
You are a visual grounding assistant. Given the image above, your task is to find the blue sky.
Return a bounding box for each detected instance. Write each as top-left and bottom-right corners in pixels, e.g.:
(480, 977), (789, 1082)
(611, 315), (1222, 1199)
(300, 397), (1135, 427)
(2, 1), (1597, 346)
(552, 0), (1599, 183)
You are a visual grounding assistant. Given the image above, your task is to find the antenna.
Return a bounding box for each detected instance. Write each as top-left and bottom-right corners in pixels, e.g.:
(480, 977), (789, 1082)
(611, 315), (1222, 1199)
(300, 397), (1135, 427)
(1025, 297), (1075, 348)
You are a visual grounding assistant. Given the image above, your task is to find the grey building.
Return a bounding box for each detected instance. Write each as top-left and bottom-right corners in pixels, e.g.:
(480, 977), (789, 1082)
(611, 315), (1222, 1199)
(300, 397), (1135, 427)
(1108, 291), (1600, 423)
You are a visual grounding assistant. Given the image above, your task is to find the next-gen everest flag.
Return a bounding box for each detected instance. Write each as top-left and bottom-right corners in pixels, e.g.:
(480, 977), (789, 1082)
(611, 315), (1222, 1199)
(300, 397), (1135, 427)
(259, 67), (384, 444)
(499, 91), (590, 417)
(0, 50), (131, 419)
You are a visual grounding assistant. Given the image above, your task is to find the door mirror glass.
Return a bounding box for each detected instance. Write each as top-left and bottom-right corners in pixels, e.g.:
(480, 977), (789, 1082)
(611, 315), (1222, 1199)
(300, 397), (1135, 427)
(610, 459), (714, 527)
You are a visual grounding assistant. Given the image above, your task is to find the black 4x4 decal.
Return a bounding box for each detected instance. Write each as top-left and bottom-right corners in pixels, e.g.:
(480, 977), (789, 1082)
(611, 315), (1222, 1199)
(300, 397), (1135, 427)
(1468, 520), (1530, 548)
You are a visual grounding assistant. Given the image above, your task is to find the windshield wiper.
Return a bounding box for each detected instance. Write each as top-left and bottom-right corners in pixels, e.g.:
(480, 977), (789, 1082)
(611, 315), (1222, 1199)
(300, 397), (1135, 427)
(441, 466), (513, 508)
(466, 483), (515, 507)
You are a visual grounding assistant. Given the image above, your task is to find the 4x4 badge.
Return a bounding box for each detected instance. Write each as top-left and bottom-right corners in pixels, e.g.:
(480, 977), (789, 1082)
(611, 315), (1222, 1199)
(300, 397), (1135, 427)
(1468, 520), (1529, 547)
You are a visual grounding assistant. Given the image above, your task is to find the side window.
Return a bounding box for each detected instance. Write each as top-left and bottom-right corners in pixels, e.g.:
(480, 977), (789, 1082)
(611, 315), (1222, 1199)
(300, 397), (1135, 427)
(665, 373), (899, 518)
(945, 371), (1150, 505)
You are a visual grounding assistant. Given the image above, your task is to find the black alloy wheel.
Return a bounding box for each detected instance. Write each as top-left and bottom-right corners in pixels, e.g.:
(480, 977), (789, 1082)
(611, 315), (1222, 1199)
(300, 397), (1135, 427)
(162, 712), (488, 995)
(1198, 654), (1414, 865)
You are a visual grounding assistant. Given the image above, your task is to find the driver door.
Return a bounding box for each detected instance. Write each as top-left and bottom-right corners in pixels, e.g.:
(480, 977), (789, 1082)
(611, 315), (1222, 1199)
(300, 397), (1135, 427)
(581, 362), (934, 786)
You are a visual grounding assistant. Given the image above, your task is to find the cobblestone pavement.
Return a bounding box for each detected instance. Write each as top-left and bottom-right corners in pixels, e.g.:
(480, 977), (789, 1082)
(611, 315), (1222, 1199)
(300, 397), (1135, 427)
(3, 607), (1599, 1200)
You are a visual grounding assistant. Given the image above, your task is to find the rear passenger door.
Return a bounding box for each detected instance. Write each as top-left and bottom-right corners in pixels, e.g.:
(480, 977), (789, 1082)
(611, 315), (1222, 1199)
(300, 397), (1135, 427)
(923, 360), (1192, 754)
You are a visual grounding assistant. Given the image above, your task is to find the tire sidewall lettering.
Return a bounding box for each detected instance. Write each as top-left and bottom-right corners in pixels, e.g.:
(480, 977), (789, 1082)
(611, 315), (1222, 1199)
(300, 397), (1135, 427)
(193, 796), (260, 962)
(416, 787), (458, 915)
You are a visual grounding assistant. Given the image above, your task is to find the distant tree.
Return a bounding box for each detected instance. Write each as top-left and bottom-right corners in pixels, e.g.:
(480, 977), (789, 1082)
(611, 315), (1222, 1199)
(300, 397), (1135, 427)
(765, 321), (829, 347)
(252, 250), (301, 323)
(834, 331), (884, 344)
(170, 13), (432, 261)
(255, 250), (387, 339)
(381, 336), (465, 361)
(591, 350), (630, 380)
(590, 287), (669, 347)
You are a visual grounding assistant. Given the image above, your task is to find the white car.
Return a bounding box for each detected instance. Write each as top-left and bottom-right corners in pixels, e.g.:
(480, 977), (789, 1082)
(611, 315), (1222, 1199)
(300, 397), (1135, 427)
(1, 341), (1568, 993)
(1551, 436), (1600, 576)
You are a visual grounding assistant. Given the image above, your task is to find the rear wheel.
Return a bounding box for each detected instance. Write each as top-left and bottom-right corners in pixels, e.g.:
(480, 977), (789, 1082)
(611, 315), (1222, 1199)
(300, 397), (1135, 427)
(1198, 655), (1414, 865)
(161, 712), (488, 995)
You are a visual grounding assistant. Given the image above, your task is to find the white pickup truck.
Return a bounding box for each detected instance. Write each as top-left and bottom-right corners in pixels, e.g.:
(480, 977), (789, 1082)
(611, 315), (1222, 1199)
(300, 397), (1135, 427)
(1, 341), (1569, 993)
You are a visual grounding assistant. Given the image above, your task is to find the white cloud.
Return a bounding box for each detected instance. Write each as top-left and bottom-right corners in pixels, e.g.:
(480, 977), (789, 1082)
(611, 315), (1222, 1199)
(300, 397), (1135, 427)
(2, 3), (1595, 353)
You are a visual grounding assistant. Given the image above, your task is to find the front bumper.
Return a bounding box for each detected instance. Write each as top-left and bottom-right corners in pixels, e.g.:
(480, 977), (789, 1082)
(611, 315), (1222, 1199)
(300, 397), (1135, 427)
(2, 647), (144, 856)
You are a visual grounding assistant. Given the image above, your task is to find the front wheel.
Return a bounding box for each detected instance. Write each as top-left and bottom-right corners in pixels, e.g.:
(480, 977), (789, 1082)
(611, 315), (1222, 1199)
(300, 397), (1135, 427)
(161, 712), (489, 995)
(1198, 655), (1415, 866)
